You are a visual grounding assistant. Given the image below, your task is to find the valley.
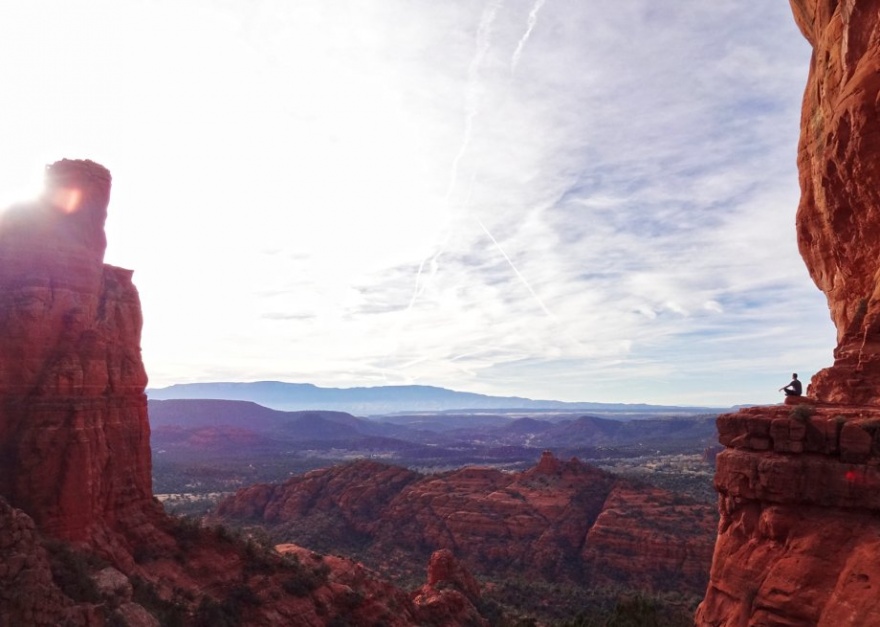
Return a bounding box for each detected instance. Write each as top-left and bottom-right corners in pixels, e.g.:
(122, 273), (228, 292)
(149, 399), (720, 623)
(150, 399), (721, 513)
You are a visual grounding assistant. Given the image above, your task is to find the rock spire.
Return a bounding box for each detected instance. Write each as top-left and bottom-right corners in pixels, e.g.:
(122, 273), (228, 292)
(0, 159), (155, 550)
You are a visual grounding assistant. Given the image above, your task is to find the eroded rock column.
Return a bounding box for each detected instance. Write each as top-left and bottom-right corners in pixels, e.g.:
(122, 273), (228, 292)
(0, 160), (154, 544)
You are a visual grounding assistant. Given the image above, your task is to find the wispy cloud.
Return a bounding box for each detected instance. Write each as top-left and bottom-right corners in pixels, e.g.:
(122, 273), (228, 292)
(0, 0), (832, 405)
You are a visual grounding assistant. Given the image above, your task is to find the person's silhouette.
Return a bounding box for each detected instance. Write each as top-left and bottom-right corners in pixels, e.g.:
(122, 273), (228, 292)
(779, 373), (803, 396)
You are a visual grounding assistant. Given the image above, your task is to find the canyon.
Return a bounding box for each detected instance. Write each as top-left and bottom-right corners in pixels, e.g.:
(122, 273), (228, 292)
(215, 451), (716, 599)
(6, 1), (880, 624)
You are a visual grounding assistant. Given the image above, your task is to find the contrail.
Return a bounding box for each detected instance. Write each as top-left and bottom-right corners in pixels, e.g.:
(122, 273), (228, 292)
(447, 0), (503, 203)
(511, 0), (547, 73)
(475, 216), (556, 321)
(476, 213), (590, 351)
(408, 0), (504, 311)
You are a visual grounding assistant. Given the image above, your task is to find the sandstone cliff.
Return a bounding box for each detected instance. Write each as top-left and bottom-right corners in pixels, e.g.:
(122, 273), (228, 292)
(216, 451), (717, 596)
(696, 405), (880, 625)
(697, 4), (880, 624)
(0, 160), (156, 559)
(788, 0), (880, 404)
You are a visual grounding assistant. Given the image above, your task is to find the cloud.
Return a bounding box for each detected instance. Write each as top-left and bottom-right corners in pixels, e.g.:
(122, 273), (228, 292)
(0, 0), (833, 405)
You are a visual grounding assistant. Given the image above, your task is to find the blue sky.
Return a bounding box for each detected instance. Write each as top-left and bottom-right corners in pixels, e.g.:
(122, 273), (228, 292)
(0, 0), (835, 406)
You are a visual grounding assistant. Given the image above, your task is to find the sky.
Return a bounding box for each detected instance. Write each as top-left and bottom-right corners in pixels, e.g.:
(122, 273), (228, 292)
(0, 0), (836, 407)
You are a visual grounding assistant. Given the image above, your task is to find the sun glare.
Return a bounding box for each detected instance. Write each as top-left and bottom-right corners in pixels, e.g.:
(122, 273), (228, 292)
(52, 187), (83, 215)
(0, 168), (46, 217)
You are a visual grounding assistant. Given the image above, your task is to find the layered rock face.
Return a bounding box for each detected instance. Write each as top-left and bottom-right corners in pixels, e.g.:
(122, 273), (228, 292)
(697, 406), (880, 624)
(0, 159), (155, 546)
(789, 0), (880, 403)
(217, 452), (717, 595)
(697, 4), (880, 624)
(582, 482), (717, 592)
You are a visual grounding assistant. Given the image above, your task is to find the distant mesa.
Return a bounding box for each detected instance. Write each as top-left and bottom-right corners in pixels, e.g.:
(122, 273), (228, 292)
(147, 380), (729, 416)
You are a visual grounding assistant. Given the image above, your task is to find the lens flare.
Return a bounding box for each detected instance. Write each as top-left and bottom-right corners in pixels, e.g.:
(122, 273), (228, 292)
(52, 187), (83, 214)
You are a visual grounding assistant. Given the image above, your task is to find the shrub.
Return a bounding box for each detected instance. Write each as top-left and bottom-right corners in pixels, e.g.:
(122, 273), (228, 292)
(46, 542), (105, 603)
(281, 561), (331, 597)
(790, 404), (816, 422)
(194, 597), (238, 627)
(130, 576), (188, 627)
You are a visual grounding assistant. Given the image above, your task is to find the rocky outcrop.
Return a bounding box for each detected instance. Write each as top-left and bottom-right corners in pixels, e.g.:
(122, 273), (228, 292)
(582, 482), (717, 593)
(697, 405), (880, 625)
(412, 549), (488, 627)
(0, 160), (155, 552)
(788, 0), (880, 404)
(217, 451), (718, 595)
(0, 496), (96, 626)
(276, 545), (487, 626)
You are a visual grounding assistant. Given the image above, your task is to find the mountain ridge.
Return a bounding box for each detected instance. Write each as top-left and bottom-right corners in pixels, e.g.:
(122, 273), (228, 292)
(148, 380), (728, 416)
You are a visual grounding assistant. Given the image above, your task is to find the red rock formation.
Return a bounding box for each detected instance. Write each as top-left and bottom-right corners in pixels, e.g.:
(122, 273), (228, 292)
(0, 159), (156, 554)
(788, 0), (880, 404)
(581, 482), (717, 593)
(217, 453), (718, 595)
(276, 544), (487, 626)
(697, 406), (880, 625)
(412, 549), (488, 627)
(697, 4), (880, 624)
(0, 496), (96, 626)
(425, 548), (482, 602)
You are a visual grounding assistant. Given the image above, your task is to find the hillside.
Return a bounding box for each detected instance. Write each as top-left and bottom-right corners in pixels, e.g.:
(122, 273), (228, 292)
(148, 398), (719, 502)
(215, 452), (718, 620)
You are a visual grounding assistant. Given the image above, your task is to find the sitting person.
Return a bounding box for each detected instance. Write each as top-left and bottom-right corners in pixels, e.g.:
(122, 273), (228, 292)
(779, 373), (803, 396)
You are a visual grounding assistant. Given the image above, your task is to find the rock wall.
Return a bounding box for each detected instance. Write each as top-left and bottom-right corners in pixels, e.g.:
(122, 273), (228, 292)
(697, 405), (880, 624)
(0, 160), (156, 550)
(581, 482), (716, 593)
(698, 4), (880, 623)
(788, 0), (880, 403)
(0, 496), (96, 626)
